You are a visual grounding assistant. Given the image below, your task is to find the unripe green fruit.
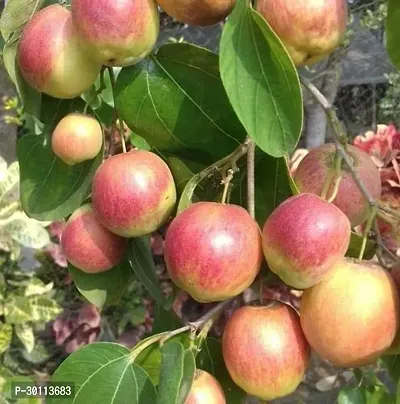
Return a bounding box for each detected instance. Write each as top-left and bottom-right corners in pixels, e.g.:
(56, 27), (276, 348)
(256, 0), (348, 67)
(18, 5), (102, 99)
(61, 204), (127, 273)
(71, 0), (160, 67)
(157, 0), (235, 26)
(52, 113), (103, 165)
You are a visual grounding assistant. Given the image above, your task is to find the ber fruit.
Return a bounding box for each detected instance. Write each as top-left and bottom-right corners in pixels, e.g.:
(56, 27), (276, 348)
(71, 0), (160, 67)
(262, 193), (351, 289)
(157, 0), (235, 26)
(92, 150), (176, 237)
(256, 0), (348, 67)
(61, 204), (127, 273)
(386, 266), (400, 355)
(18, 5), (102, 99)
(294, 143), (382, 227)
(164, 202), (262, 303)
(223, 302), (310, 401)
(52, 113), (103, 165)
(300, 258), (400, 368)
(186, 370), (226, 404)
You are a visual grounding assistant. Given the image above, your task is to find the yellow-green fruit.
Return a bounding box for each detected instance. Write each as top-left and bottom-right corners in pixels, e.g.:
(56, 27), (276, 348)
(52, 113), (103, 165)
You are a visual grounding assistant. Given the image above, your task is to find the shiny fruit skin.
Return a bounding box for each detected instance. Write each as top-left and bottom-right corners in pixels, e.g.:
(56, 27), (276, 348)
(92, 150), (177, 237)
(262, 193), (351, 289)
(222, 303), (310, 401)
(294, 143), (382, 227)
(164, 202), (262, 303)
(157, 0), (235, 26)
(186, 370), (226, 404)
(18, 5), (102, 99)
(256, 0), (348, 67)
(52, 113), (103, 165)
(61, 204), (127, 273)
(300, 258), (400, 368)
(71, 0), (160, 67)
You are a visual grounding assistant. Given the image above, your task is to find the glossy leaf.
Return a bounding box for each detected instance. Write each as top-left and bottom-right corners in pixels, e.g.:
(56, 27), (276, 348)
(69, 259), (133, 309)
(128, 237), (166, 307)
(346, 232), (376, 260)
(115, 43), (246, 162)
(196, 338), (246, 403)
(387, 0), (400, 70)
(49, 343), (156, 404)
(156, 342), (196, 404)
(152, 304), (182, 335)
(220, 0), (303, 157)
(338, 387), (365, 404)
(17, 134), (102, 221)
(40, 95), (87, 126)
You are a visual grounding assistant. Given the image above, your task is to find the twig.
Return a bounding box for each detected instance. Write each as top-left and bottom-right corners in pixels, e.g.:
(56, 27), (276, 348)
(373, 219), (399, 267)
(247, 140), (256, 219)
(177, 137), (252, 214)
(359, 206), (377, 260)
(108, 67), (127, 153)
(83, 66), (107, 115)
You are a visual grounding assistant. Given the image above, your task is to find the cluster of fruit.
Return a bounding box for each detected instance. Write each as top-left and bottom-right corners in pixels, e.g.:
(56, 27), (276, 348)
(17, 0), (348, 100)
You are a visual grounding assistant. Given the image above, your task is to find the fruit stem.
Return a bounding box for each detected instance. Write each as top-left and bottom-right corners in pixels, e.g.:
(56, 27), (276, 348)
(321, 154), (343, 201)
(359, 204), (378, 261)
(108, 67), (127, 153)
(83, 66), (108, 115)
(177, 138), (252, 214)
(221, 169), (234, 204)
(247, 139), (256, 219)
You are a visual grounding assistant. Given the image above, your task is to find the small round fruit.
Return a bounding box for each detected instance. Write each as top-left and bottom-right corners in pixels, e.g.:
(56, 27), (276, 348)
(186, 370), (226, 404)
(164, 202), (262, 303)
(256, 0), (348, 67)
(18, 5), (102, 99)
(294, 143), (382, 227)
(157, 0), (235, 26)
(223, 302), (310, 401)
(262, 193), (351, 289)
(386, 266), (400, 355)
(92, 150), (177, 237)
(300, 258), (400, 368)
(61, 204), (127, 273)
(52, 113), (103, 165)
(71, 0), (159, 67)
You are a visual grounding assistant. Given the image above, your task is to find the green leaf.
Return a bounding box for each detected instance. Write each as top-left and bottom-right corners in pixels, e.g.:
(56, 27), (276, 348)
(17, 133), (103, 221)
(387, 0), (400, 70)
(24, 278), (53, 297)
(0, 161), (19, 203)
(69, 259), (133, 309)
(14, 324), (35, 353)
(152, 305), (182, 335)
(50, 342), (156, 404)
(338, 387), (366, 404)
(0, 0), (45, 41)
(220, 0), (303, 157)
(382, 355), (400, 383)
(136, 335), (190, 386)
(130, 132), (151, 151)
(115, 43), (246, 162)
(4, 295), (61, 324)
(40, 95), (87, 126)
(128, 237), (166, 307)
(196, 338), (246, 403)
(346, 232), (376, 260)
(0, 324), (12, 354)
(365, 387), (394, 404)
(157, 342), (196, 404)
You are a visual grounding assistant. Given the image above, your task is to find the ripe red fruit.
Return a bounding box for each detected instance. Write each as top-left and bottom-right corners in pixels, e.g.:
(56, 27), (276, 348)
(17, 5), (102, 99)
(300, 258), (400, 368)
(61, 204), (127, 273)
(92, 150), (176, 237)
(51, 113), (103, 165)
(164, 202), (262, 303)
(157, 0), (235, 26)
(294, 143), (382, 227)
(71, 0), (159, 67)
(186, 370), (226, 404)
(256, 0), (348, 67)
(262, 193), (351, 289)
(223, 302), (310, 401)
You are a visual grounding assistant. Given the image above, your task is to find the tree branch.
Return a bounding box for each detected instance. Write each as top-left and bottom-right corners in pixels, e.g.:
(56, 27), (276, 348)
(247, 140), (256, 218)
